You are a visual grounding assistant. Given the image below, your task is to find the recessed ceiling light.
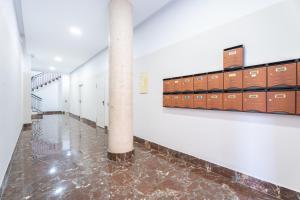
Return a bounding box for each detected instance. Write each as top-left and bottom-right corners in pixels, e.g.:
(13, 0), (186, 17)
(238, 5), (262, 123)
(54, 56), (63, 62)
(69, 26), (82, 36)
(49, 66), (56, 71)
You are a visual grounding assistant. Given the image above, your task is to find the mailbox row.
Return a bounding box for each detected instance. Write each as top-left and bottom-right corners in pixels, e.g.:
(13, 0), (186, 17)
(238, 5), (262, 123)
(163, 90), (300, 115)
(163, 61), (300, 93)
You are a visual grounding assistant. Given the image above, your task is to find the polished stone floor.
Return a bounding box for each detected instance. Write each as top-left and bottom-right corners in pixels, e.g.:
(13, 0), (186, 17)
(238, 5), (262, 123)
(1, 115), (277, 200)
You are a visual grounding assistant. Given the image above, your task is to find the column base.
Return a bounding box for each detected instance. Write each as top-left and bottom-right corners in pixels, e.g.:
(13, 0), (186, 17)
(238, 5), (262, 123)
(107, 149), (135, 162)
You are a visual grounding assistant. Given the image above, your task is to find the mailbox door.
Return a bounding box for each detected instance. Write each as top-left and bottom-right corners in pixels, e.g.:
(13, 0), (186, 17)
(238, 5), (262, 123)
(243, 67), (267, 89)
(193, 75), (207, 91)
(163, 95), (169, 107)
(173, 79), (182, 92)
(223, 47), (244, 69)
(193, 94), (207, 109)
(268, 62), (297, 88)
(267, 91), (296, 114)
(224, 71), (243, 90)
(182, 94), (194, 108)
(208, 73), (224, 90)
(223, 93), (243, 111)
(182, 77), (194, 92)
(243, 92), (266, 113)
(207, 93), (223, 110)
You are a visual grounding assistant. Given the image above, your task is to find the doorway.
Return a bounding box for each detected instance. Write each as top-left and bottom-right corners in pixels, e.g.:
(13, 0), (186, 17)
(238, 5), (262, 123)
(96, 74), (105, 128)
(78, 84), (83, 118)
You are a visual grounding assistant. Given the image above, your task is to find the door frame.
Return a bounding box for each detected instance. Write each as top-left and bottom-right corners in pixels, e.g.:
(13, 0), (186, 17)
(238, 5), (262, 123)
(95, 75), (106, 128)
(78, 84), (83, 118)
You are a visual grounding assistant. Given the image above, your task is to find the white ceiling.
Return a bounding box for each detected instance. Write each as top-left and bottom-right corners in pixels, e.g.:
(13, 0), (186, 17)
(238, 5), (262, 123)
(21, 0), (173, 73)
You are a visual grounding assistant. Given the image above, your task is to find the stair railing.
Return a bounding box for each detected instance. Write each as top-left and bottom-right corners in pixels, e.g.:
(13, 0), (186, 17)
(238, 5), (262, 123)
(31, 72), (61, 91)
(31, 94), (42, 112)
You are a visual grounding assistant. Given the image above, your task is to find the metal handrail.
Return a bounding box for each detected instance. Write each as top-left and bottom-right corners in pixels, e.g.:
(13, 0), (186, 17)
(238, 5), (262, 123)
(31, 72), (61, 91)
(31, 94), (42, 112)
(31, 94), (42, 100)
(31, 72), (43, 80)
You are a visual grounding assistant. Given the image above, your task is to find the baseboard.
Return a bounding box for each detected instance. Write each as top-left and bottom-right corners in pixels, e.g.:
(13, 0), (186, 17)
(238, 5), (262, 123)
(133, 136), (300, 200)
(0, 124), (29, 199)
(69, 112), (80, 120)
(68, 112), (97, 128)
(31, 113), (43, 119)
(43, 111), (65, 115)
(80, 118), (96, 128)
(22, 123), (32, 131)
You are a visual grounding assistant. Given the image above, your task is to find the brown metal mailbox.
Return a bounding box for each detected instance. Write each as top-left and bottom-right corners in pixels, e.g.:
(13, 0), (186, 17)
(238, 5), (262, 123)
(224, 70), (243, 90)
(168, 95), (175, 107)
(243, 66), (267, 89)
(173, 78), (182, 92)
(207, 93), (223, 110)
(298, 62), (300, 86)
(163, 80), (168, 93)
(208, 73), (224, 90)
(223, 46), (244, 69)
(223, 93), (243, 111)
(297, 91), (300, 115)
(268, 62), (297, 88)
(163, 80), (174, 93)
(181, 77), (194, 92)
(172, 95), (181, 107)
(180, 94), (194, 108)
(193, 75), (207, 91)
(163, 95), (171, 107)
(193, 94), (207, 109)
(267, 91), (296, 114)
(243, 92), (266, 113)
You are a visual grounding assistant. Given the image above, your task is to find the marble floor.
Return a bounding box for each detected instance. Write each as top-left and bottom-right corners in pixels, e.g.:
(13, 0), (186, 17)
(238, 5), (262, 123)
(1, 115), (277, 200)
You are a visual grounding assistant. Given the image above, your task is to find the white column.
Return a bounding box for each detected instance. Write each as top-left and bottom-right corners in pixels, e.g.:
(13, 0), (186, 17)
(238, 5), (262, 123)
(108, 0), (134, 155)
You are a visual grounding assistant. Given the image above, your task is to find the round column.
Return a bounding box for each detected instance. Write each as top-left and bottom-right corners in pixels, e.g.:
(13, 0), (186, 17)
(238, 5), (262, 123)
(107, 0), (134, 161)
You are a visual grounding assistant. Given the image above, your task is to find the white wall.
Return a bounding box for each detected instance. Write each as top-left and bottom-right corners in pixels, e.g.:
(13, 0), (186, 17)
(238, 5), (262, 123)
(134, 0), (285, 58)
(134, 0), (300, 192)
(22, 55), (32, 123)
(69, 0), (300, 192)
(61, 75), (70, 113)
(70, 51), (109, 124)
(0, 0), (30, 187)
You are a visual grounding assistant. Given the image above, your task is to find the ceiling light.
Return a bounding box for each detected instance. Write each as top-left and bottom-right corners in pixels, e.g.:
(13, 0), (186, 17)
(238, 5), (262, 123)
(69, 26), (82, 36)
(54, 56), (63, 62)
(49, 66), (56, 71)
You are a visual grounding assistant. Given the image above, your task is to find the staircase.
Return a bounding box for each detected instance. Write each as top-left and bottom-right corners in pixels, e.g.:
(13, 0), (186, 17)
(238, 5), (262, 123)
(31, 72), (62, 117)
(31, 94), (42, 112)
(31, 72), (61, 91)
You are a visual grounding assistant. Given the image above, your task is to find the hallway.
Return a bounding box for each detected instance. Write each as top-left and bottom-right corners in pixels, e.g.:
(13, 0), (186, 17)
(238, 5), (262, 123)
(1, 115), (275, 200)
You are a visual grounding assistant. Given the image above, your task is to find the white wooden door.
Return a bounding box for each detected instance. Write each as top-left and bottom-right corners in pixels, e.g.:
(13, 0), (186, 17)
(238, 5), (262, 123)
(96, 75), (105, 128)
(78, 84), (83, 118)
